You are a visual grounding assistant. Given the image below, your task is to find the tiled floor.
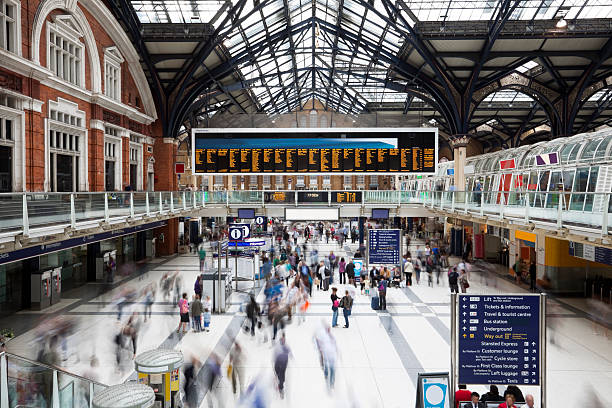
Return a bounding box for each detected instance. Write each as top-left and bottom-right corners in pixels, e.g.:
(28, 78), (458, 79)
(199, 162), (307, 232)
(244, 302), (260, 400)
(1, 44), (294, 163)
(3, 239), (612, 407)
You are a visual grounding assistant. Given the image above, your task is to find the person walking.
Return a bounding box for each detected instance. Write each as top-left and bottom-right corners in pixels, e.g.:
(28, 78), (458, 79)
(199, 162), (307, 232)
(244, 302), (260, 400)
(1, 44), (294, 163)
(142, 284), (155, 322)
(346, 259), (355, 287)
(320, 326), (338, 390)
(404, 255), (414, 286)
(529, 261), (537, 292)
(459, 268), (470, 293)
(177, 293), (189, 334)
(229, 342), (244, 395)
(246, 294), (260, 336)
(273, 333), (292, 399)
(330, 287), (340, 327)
(449, 266), (459, 293)
(338, 257), (347, 284)
(414, 256), (422, 285)
(198, 245), (207, 271)
(340, 290), (353, 328)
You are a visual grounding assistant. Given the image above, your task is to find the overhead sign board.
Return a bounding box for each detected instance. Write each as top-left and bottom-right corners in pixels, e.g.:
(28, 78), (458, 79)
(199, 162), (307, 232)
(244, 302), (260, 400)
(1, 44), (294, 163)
(499, 159), (516, 170)
(331, 191), (362, 204)
(229, 223), (251, 241)
(535, 152), (559, 166)
(254, 216), (267, 226)
(175, 163), (185, 174)
(368, 229), (401, 265)
(298, 191), (328, 203)
(192, 128), (437, 175)
(458, 294), (541, 385)
(264, 191), (295, 204)
(569, 241), (612, 266)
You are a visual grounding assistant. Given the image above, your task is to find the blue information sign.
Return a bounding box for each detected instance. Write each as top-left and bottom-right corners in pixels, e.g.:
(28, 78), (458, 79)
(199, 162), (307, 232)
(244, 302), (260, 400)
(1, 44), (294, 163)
(368, 229), (400, 264)
(458, 295), (540, 386)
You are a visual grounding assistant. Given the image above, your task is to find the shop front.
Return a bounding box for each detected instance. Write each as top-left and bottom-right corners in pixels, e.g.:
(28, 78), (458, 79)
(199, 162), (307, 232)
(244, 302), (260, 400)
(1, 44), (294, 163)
(512, 230), (537, 282)
(0, 221), (165, 316)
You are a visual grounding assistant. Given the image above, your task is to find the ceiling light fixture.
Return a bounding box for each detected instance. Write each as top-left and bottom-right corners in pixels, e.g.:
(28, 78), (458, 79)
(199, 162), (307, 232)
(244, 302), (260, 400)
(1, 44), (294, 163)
(556, 18), (567, 28)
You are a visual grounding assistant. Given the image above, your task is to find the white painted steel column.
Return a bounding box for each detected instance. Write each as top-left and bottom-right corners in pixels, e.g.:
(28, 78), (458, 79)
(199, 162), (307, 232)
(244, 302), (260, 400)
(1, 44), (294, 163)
(1, 354), (9, 408)
(183, 192), (187, 210)
(602, 193), (610, 237)
(70, 194), (76, 228)
(22, 194), (29, 236)
(52, 370), (59, 408)
(557, 192), (563, 229)
(104, 193), (109, 222)
(170, 192), (175, 212)
(145, 192), (150, 216)
(159, 192), (163, 213)
(129, 193), (134, 218)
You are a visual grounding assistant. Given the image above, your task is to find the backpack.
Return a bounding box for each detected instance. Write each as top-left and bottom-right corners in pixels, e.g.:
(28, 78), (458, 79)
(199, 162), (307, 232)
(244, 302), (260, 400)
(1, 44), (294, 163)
(449, 271), (459, 285)
(180, 300), (189, 314)
(379, 281), (386, 293)
(333, 299), (339, 308)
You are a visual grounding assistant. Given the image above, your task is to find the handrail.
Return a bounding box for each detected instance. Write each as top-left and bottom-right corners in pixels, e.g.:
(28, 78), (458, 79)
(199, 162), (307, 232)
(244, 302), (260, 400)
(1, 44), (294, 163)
(0, 190), (609, 238)
(1, 351), (107, 388)
(0, 350), (107, 408)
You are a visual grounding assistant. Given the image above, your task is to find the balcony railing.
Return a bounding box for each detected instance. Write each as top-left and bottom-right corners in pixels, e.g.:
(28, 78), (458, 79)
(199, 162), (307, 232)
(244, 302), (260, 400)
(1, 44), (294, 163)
(0, 351), (107, 408)
(0, 190), (609, 237)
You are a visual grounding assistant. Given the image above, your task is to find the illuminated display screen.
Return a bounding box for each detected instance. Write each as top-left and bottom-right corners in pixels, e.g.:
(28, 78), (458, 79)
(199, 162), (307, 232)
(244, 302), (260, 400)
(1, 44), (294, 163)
(193, 128), (437, 174)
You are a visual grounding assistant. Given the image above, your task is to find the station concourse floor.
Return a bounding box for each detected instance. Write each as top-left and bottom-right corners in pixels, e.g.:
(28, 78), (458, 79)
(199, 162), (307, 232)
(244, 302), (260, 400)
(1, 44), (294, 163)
(3, 239), (612, 407)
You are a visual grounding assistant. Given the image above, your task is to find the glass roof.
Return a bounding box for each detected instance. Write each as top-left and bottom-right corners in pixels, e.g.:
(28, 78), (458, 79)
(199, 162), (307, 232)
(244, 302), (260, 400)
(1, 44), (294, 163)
(132, 0), (229, 24)
(403, 0), (612, 21)
(130, 0), (612, 129)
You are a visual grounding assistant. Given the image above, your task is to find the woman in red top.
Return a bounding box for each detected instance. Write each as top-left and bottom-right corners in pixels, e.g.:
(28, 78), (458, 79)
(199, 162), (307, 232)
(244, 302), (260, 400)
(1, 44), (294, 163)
(498, 394), (518, 408)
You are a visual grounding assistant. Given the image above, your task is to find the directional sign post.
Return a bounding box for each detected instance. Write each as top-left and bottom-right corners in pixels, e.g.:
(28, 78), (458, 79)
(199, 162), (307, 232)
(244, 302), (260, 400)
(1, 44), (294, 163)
(229, 224), (250, 291)
(368, 229), (401, 265)
(451, 294), (546, 407)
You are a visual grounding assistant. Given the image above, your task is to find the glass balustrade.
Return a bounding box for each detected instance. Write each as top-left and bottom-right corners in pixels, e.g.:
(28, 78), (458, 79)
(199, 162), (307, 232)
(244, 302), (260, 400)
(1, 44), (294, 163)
(0, 190), (607, 237)
(2, 352), (106, 408)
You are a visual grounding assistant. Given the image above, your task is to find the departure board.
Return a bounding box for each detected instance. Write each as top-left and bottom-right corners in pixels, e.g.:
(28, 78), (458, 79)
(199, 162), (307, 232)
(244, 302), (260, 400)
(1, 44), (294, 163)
(193, 128), (437, 174)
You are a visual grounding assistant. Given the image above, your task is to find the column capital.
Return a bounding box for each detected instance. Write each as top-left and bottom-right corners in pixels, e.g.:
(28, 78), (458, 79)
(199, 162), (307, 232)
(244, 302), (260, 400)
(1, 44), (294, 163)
(449, 134), (471, 149)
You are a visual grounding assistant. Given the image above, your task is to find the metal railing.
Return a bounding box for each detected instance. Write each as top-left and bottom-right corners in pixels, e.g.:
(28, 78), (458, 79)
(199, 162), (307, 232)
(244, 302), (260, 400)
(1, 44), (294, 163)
(0, 351), (107, 408)
(0, 190), (609, 237)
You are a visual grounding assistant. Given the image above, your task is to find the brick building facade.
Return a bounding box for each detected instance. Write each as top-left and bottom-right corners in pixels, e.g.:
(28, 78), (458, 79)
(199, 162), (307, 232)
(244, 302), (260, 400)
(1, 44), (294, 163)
(0, 0), (170, 193)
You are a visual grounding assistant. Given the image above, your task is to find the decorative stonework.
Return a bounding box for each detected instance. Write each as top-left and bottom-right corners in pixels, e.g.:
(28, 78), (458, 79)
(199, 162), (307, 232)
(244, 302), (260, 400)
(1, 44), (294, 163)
(0, 70), (23, 92)
(103, 109), (121, 126)
(449, 134), (470, 148)
(128, 120), (143, 133)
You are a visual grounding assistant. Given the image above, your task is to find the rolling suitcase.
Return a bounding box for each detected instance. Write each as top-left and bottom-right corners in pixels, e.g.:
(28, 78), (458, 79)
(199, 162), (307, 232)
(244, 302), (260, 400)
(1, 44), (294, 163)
(371, 296), (380, 310)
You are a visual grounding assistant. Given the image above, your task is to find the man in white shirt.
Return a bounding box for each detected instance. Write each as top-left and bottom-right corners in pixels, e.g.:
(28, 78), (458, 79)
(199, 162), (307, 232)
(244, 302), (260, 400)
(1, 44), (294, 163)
(522, 394), (535, 408)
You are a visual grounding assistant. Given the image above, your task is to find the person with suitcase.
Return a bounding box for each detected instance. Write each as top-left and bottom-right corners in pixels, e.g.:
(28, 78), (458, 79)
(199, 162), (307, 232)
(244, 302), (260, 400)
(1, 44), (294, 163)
(378, 276), (388, 311)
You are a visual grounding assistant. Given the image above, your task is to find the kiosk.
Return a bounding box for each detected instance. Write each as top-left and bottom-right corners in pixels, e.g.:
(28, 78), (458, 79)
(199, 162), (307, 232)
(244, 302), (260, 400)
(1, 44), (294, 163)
(134, 349), (184, 408)
(92, 383), (155, 408)
(201, 268), (232, 313)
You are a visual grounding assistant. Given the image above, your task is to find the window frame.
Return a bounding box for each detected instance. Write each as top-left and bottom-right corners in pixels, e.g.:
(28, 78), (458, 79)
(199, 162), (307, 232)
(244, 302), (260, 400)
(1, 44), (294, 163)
(46, 15), (85, 88)
(0, 0), (21, 54)
(103, 47), (124, 101)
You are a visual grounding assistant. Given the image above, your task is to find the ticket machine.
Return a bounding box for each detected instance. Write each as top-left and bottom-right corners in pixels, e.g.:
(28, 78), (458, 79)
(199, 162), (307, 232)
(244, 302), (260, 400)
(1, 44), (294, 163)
(31, 270), (52, 310)
(50, 267), (62, 305)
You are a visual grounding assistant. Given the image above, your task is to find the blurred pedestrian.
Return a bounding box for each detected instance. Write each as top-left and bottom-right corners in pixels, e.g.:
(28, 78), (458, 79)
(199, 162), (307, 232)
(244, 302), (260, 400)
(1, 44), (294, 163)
(229, 342), (244, 395)
(273, 333), (292, 399)
(142, 284), (155, 322)
(183, 357), (199, 407)
(246, 295), (260, 336)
